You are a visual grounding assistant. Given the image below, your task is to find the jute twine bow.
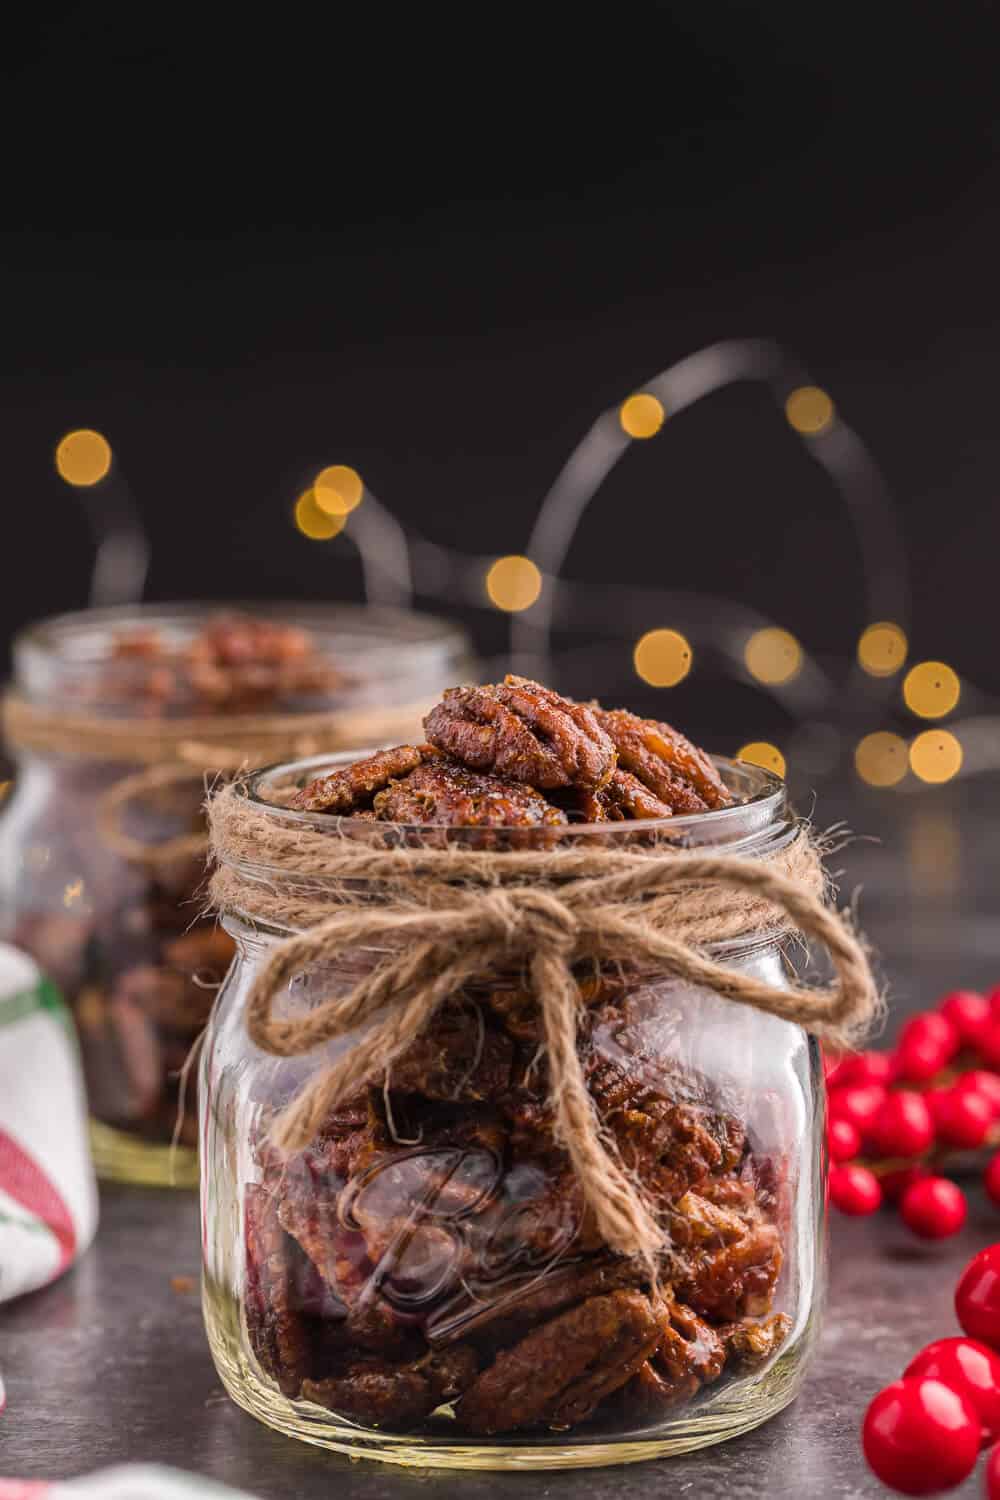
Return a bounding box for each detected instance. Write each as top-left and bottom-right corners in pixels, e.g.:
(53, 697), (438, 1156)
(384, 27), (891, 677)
(1, 692), (435, 867)
(208, 780), (879, 1265)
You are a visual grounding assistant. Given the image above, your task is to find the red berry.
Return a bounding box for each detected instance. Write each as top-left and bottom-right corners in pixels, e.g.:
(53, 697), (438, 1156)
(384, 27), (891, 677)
(988, 986), (1000, 1020)
(940, 989), (990, 1043)
(900, 1176), (967, 1239)
(924, 1087), (952, 1127)
(977, 1023), (1000, 1071)
(987, 1440), (1000, 1499)
(986, 1153), (1000, 1207)
(830, 1163), (883, 1216)
(935, 1087), (994, 1148)
(871, 1091), (936, 1158)
(828, 1116), (861, 1163)
(861, 1377), (980, 1494)
(957, 1245), (1000, 1348)
(897, 1036), (951, 1084)
(881, 1164), (932, 1203)
(835, 1050), (897, 1088)
(958, 1071), (1000, 1114)
(828, 1083), (888, 1136)
(905, 1336), (1000, 1441)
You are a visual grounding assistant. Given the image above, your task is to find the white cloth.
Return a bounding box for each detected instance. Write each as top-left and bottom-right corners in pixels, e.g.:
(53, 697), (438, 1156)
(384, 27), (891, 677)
(0, 939), (98, 1315)
(0, 1465), (260, 1499)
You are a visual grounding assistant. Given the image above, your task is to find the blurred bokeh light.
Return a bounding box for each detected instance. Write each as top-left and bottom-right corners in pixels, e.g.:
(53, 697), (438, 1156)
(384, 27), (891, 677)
(633, 628), (692, 686)
(55, 428), (112, 487)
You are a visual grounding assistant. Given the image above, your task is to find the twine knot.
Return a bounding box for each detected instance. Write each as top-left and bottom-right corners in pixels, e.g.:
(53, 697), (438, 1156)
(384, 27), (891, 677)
(480, 885), (579, 957)
(207, 780), (879, 1267)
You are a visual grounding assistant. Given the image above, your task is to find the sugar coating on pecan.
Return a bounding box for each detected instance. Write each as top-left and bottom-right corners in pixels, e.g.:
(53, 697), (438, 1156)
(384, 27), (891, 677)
(373, 760), (568, 829)
(423, 677), (616, 791)
(457, 1289), (662, 1433)
(571, 768), (678, 822)
(302, 1344), (479, 1427)
(287, 745), (427, 812)
(591, 707), (732, 812)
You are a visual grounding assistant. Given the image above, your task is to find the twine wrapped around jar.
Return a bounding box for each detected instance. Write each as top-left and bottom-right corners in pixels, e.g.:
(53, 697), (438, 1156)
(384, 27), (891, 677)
(207, 780), (879, 1267)
(1, 693), (436, 866)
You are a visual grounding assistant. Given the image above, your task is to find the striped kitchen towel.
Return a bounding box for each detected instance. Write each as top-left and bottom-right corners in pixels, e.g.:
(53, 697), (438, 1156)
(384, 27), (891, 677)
(0, 940), (98, 1323)
(0, 1467), (260, 1499)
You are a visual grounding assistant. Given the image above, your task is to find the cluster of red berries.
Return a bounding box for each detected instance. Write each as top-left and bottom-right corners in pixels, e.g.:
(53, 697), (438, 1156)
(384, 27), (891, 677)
(863, 1244), (1000, 1494)
(827, 989), (1000, 1238)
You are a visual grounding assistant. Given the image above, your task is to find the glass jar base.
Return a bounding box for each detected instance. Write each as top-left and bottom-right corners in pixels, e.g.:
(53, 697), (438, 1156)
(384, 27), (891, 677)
(89, 1118), (198, 1188)
(203, 1277), (810, 1472)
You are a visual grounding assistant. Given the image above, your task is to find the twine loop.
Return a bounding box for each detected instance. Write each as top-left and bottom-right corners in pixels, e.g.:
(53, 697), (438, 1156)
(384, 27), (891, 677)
(208, 780), (879, 1265)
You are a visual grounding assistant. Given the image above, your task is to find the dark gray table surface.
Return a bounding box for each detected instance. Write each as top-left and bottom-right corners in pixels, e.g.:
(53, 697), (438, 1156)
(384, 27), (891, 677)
(3, 778), (1000, 1497)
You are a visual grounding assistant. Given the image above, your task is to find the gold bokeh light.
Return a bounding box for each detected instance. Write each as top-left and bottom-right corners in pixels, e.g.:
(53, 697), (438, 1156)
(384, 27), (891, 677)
(736, 741), (786, 779)
(910, 729), (963, 784)
(854, 731), (908, 787)
(858, 622), (908, 678)
(55, 428), (112, 487)
(744, 628), (802, 685)
(485, 555), (543, 612)
(314, 464), (364, 516)
(294, 488), (345, 541)
(633, 628), (692, 687)
(619, 393), (665, 439)
(784, 386), (835, 436)
(903, 661), (961, 719)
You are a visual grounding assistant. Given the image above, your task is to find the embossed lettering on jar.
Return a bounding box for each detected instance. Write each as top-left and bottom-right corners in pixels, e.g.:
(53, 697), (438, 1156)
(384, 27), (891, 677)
(199, 751), (826, 1468)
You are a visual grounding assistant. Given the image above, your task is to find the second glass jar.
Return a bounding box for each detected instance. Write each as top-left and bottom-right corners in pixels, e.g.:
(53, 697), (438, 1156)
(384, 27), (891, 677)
(0, 604), (472, 1185)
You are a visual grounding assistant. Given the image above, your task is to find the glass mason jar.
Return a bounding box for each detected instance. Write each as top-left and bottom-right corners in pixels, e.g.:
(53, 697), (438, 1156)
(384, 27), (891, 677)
(200, 752), (824, 1469)
(0, 604), (472, 1187)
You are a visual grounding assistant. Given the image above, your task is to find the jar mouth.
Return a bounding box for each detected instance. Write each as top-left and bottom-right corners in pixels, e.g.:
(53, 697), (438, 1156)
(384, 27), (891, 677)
(13, 602), (472, 713)
(244, 749), (791, 852)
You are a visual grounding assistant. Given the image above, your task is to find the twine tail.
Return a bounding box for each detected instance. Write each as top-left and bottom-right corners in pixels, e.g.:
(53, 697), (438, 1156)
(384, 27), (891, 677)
(532, 945), (663, 1269)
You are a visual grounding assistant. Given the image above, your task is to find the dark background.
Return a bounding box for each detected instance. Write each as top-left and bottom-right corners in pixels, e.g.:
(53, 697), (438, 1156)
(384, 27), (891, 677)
(2, 3), (997, 744)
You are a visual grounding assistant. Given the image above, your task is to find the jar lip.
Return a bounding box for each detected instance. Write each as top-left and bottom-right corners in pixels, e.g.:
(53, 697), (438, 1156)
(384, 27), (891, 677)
(12, 602), (472, 709)
(243, 748), (789, 847)
(15, 601), (465, 667)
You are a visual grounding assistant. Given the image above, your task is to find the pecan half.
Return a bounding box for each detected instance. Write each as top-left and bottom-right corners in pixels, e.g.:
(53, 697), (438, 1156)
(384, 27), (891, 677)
(457, 1289), (662, 1433)
(287, 745), (427, 812)
(592, 707), (732, 812)
(373, 759), (567, 828)
(424, 677), (616, 791)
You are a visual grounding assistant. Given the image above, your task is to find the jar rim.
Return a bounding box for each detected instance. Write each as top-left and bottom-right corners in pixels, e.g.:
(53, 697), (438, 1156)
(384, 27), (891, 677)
(12, 601), (472, 712)
(243, 748), (791, 850)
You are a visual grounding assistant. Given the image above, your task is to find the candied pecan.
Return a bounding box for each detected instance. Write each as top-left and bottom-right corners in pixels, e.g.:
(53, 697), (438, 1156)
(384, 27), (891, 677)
(245, 1184), (316, 1397)
(424, 677), (615, 792)
(301, 1344), (479, 1428)
(373, 760), (567, 829)
(384, 1005), (514, 1100)
(721, 1312), (792, 1370)
(426, 1253), (646, 1348)
(567, 770), (676, 823)
(287, 745), (426, 812)
(458, 1289), (661, 1433)
(583, 1003), (745, 1204)
(486, 966), (624, 1043)
(673, 1210), (782, 1321)
(591, 707), (732, 812)
(622, 1294), (725, 1414)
